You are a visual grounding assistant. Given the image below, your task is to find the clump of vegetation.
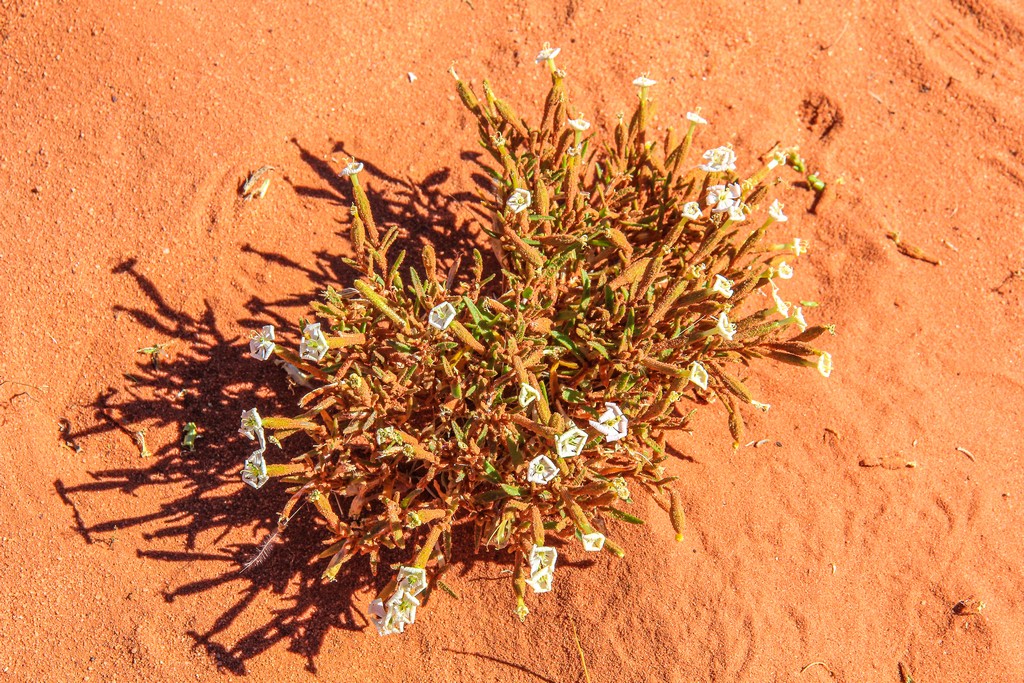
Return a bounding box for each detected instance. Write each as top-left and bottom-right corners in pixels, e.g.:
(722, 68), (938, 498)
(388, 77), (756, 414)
(237, 47), (833, 636)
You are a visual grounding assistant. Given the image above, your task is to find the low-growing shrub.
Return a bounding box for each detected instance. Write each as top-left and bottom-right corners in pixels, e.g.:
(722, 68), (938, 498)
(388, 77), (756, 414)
(237, 47), (833, 636)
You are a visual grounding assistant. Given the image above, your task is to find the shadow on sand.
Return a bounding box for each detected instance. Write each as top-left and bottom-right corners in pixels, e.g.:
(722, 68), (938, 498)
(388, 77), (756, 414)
(52, 147), (520, 674)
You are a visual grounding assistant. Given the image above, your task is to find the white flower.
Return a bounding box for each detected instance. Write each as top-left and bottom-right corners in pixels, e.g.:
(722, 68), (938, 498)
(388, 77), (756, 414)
(581, 531), (606, 552)
(527, 455), (558, 485)
(535, 44), (561, 64)
(768, 199), (788, 223)
(633, 75), (657, 88)
(706, 183), (742, 213)
(792, 238), (808, 256)
(714, 311), (736, 341)
(777, 261), (794, 279)
(556, 425), (588, 458)
(299, 322), (329, 362)
(239, 407), (262, 439)
(698, 146), (737, 172)
(587, 402), (628, 443)
(611, 477), (631, 501)
(688, 361), (709, 390)
(793, 306), (808, 332)
(525, 568), (553, 593)
(682, 201), (702, 220)
(518, 383), (541, 408)
(728, 204), (747, 222)
(239, 408), (266, 451)
(369, 588), (420, 636)
(386, 589), (420, 630)
(248, 325), (276, 361)
(428, 302), (457, 331)
(766, 150), (787, 170)
(530, 545), (557, 574)
(751, 400), (771, 412)
(686, 110), (707, 125)
(506, 188), (532, 214)
(397, 566), (428, 597)
(711, 274), (734, 298)
(340, 160), (364, 177)
(770, 279), (790, 317)
(567, 116), (591, 132)
(817, 352), (833, 378)
(241, 451), (268, 489)
(368, 598), (400, 636)
(280, 361), (313, 387)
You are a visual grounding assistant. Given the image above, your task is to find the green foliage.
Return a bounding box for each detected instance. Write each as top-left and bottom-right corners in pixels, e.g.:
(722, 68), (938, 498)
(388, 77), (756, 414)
(237, 56), (833, 635)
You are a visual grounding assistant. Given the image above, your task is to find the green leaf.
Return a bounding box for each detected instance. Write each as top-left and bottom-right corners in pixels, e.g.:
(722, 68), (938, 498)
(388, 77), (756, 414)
(389, 340), (416, 353)
(608, 508), (646, 525)
(474, 489), (512, 503)
(550, 330), (584, 358)
(617, 370), (641, 392)
(586, 339), (610, 360)
(436, 579), (460, 599)
(482, 460), (502, 484)
(450, 420), (467, 446)
(400, 363), (418, 383)
(462, 295), (490, 326)
(400, 489), (422, 509)
(506, 433), (523, 467)
(561, 387), (585, 404)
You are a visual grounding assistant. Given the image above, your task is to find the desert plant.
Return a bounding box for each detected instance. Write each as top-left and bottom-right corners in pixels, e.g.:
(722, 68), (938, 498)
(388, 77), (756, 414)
(236, 46), (833, 636)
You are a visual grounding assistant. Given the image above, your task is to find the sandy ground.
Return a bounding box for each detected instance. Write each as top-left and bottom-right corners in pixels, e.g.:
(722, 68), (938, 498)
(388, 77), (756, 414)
(2, 0), (1024, 680)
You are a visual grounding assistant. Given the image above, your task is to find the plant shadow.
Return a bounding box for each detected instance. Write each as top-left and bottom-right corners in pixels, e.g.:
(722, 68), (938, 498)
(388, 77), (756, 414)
(53, 146), (508, 674)
(286, 138), (495, 280)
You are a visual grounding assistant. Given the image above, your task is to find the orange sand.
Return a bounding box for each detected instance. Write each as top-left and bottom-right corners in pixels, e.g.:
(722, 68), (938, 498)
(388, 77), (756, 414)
(2, 1), (1023, 680)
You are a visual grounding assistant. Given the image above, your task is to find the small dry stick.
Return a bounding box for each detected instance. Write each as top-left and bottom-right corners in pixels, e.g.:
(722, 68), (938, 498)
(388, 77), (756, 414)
(993, 267), (1024, 293)
(1, 378), (50, 401)
(859, 455), (916, 469)
(570, 617), (591, 683)
(800, 661), (831, 675)
(886, 230), (941, 265)
(134, 430), (152, 458)
(241, 165), (274, 200)
(956, 446), (976, 462)
(821, 22), (849, 50)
